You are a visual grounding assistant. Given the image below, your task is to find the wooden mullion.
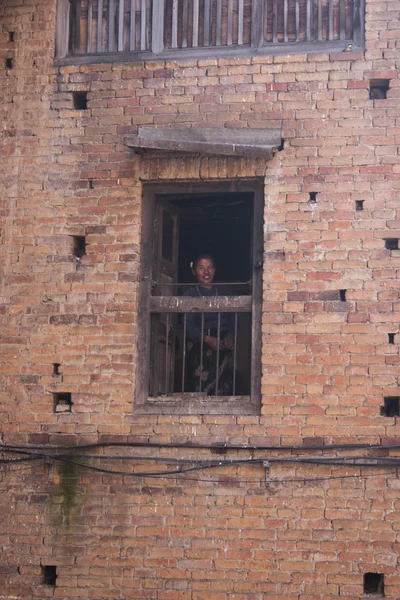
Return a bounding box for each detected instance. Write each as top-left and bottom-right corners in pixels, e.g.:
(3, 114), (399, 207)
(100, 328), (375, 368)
(117, 0), (124, 51)
(182, 0), (189, 48)
(55, 0), (72, 58)
(353, 0), (364, 45)
(107, 0), (115, 51)
(140, 0), (146, 50)
(87, 0), (93, 53)
(129, 0), (136, 50)
(151, 0), (165, 53)
(192, 0), (199, 47)
(295, 0), (300, 42)
(250, 187), (263, 409)
(272, 0), (278, 44)
(283, 0), (288, 43)
(72, 0), (82, 54)
(328, 0), (333, 40)
(216, 0), (222, 46)
(172, 0), (178, 48)
(96, 0), (104, 51)
(251, 0), (264, 48)
(306, 0), (311, 41)
(339, 0), (346, 40)
(238, 0), (244, 45)
(227, 0), (233, 46)
(317, 0), (322, 41)
(204, 0), (211, 47)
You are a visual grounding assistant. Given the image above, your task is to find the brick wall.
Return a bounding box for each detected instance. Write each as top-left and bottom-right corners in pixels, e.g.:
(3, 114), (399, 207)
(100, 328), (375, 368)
(1, 0), (400, 598)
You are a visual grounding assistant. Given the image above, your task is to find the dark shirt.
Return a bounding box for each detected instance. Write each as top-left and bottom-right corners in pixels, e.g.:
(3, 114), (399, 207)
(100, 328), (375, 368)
(183, 285), (234, 342)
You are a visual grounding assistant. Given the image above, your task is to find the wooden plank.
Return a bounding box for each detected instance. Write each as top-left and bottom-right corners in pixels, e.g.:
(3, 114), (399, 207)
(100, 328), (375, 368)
(328, 0), (333, 40)
(353, 0), (364, 45)
(339, 0), (346, 40)
(150, 296), (253, 313)
(87, 0), (93, 53)
(108, 0), (115, 51)
(151, 0), (165, 53)
(317, 0), (322, 41)
(238, 0), (244, 45)
(272, 0), (278, 44)
(204, 0), (211, 46)
(227, 0), (233, 46)
(306, 0), (311, 40)
(216, 0), (222, 46)
(251, 0), (264, 48)
(129, 0), (136, 50)
(125, 126), (282, 158)
(97, 0), (104, 51)
(117, 0), (124, 51)
(171, 0), (178, 48)
(182, 0), (189, 48)
(295, 0), (300, 42)
(192, 0), (199, 47)
(72, 0), (82, 54)
(55, 0), (71, 58)
(140, 0), (146, 50)
(283, 0), (288, 43)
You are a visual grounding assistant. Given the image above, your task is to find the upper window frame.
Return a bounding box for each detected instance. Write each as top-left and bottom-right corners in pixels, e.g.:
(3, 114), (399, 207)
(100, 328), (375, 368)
(135, 179), (264, 415)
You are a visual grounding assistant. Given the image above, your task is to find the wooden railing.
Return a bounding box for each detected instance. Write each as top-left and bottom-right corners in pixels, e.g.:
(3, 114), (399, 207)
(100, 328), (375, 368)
(55, 0), (365, 61)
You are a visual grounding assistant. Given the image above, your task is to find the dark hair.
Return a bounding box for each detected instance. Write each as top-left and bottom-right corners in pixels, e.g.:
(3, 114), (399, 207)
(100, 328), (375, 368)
(192, 254), (216, 269)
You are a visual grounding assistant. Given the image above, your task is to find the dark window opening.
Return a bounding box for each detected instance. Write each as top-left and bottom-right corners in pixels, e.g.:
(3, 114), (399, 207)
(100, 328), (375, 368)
(53, 392), (72, 413)
(369, 79), (390, 100)
(42, 566), (57, 587)
(151, 193), (253, 398)
(72, 235), (86, 259)
(9, 32), (15, 42)
(388, 333), (395, 345)
(339, 289), (347, 301)
(355, 200), (364, 211)
(381, 397), (400, 417)
(72, 91), (88, 110)
(138, 182), (263, 413)
(385, 238), (399, 250)
(6, 58), (13, 69)
(308, 192), (317, 203)
(363, 572), (384, 595)
(53, 363), (61, 375)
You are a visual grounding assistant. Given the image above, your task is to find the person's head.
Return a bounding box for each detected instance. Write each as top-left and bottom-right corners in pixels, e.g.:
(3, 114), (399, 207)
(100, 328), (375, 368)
(191, 254), (216, 287)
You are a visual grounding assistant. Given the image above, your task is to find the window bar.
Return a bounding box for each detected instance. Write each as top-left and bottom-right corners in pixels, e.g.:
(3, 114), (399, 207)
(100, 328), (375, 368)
(295, 0), (300, 42)
(72, 0), (82, 54)
(283, 0), (288, 42)
(272, 0), (278, 44)
(227, 0), (233, 45)
(182, 313), (187, 392)
(87, 0), (93, 53)
(199, 313), (204, 392)
(216, 312), (221, 396)
(204, 0), (211, 46)
(232, 312), (238, 396)
(140, 0), (146, 50)
(172, 0), (178, 48)
(339, 0), (346, 40)
(317, 0), (322, 41)
(328, 0), (333, 40)
(165, 312), (170, 395)
(216, 0), (222, 46)
(238, 0), (244, 45)
(193, 0), (199, 46)
(182, 0), (189, 48)
(97, 0), (104, 51)
(306, 0), (311, 40)
(108, 0), (115, 51)
(117, 0), (124, 50)
(129, 0), (136, 50)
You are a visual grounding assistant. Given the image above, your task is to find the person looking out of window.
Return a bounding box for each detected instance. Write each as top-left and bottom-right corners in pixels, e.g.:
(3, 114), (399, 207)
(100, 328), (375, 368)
(183, 254), (235, 395)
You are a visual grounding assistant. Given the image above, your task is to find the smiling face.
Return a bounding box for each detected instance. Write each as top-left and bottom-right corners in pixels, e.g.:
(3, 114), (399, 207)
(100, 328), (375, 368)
(192, 257), (216, 287)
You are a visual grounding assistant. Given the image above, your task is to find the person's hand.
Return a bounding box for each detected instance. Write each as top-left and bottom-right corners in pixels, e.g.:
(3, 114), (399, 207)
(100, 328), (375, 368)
(223, 334), (234, 350)
(204, 336), (224, 351)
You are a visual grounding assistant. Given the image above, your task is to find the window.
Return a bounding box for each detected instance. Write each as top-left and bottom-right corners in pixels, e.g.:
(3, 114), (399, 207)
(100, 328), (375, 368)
(136, 181), (263, 414)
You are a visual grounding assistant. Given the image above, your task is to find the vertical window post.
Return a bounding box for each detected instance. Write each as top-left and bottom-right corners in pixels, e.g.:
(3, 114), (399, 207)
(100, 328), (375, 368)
(152, 0), (165, 55)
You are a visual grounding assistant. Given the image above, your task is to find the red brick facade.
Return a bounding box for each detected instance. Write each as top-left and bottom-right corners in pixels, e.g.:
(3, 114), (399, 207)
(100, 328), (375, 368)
(1, 0), (400, 598)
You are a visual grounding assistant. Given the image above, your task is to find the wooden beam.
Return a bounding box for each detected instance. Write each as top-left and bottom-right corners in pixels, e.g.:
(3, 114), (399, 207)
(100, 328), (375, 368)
(125, 126), (282, 159)
(55, 0), (71, 58)
(150, 296), (253, 313)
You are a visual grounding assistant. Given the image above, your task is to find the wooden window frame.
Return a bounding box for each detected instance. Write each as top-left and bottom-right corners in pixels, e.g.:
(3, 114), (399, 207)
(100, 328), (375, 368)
(135, 179), (264, 415)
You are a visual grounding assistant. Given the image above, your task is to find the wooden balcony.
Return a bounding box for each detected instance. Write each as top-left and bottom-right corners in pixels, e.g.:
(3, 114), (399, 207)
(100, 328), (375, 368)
(55, 0), (365, 64)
